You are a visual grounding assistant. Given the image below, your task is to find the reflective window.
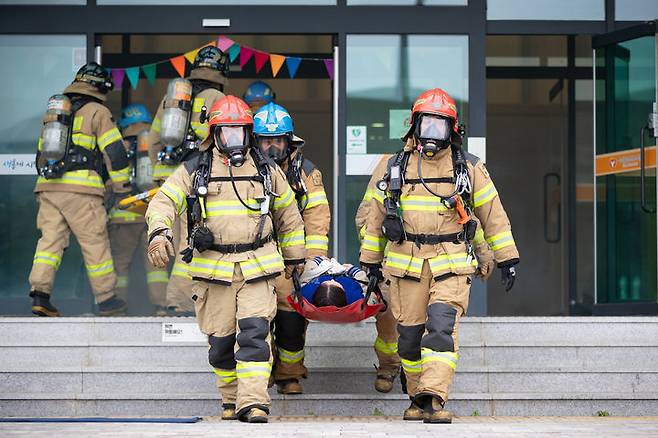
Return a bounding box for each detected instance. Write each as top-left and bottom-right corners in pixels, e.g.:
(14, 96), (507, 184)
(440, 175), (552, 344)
(487, 0), (604, 21)
(615, 0), (658, 21)
(348, 0), (466, 5)
(0, 35), (87, 314)
(344, 34), (468, 265)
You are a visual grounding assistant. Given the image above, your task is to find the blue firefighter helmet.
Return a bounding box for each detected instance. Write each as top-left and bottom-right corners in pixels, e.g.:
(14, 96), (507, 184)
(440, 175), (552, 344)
(118, 103), (152, 129)
(253, 102), (294, 137)
(243, 81), (275, 105)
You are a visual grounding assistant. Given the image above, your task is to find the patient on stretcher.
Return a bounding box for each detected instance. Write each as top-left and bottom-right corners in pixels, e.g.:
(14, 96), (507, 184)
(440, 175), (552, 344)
(299, 257), (378, 308)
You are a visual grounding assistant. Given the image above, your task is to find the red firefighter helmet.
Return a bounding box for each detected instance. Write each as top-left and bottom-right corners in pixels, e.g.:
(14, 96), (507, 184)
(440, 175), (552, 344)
(403, 88), (459, 140)
(201, 95), (253, 150)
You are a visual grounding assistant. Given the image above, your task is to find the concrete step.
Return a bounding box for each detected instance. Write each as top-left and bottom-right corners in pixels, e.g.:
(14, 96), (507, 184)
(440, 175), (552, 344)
(3, 344), (658, 372)
(2, 317), (658, 347)
(1, 392), (657, 417)
(3, 369), (658, 396)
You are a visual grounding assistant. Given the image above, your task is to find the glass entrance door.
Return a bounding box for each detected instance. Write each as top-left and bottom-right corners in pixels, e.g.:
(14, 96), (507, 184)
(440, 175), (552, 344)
(593, 22), (658, 309)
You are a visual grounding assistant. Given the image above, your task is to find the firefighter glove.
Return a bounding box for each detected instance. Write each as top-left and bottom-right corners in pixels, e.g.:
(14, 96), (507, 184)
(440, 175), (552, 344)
(148, 231), (175, 268)
(498, 259), (519, 292)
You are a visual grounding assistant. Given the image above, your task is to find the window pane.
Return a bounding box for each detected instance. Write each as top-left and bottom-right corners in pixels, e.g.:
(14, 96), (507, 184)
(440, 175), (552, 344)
(0, 0), (85, 3)
(344, 34), (468, 265)
(487, 0), (604, 21)
(486, 35), (567, 67)
(615, 0), (658, 21)
(348, 0), (466, 5)
(0, 35), (88, 313)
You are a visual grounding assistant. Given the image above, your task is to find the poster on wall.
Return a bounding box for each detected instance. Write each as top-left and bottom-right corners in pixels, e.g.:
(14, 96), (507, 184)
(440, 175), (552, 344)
(389, 109), (411, 140)
(346, 126), (367, 154)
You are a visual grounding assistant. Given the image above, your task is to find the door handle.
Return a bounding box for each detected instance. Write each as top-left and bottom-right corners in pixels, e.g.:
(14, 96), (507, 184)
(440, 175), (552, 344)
(640, 125), (656, 214)
(543, 172), (561, 243)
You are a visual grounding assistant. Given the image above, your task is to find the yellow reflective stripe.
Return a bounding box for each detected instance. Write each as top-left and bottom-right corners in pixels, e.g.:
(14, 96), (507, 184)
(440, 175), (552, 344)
(305, 234), (329, 250)
(189, 258), (234, 279)
(192, 97), (205, 113)
(98, 127), (122, 151)
(236, 361), (272, 379)
(305, 190), (329, 208)
(146, 212), (173, 229)
(213, 368), (237, 384)
(374, 337), (398, 355)
(71, 133), (96, 150)
(273, 186), (294, 210)
(109, 167), (131, 183)
(147, 270), (169, 284)
(37, 137), (42, 151)
(362, 233), (387, 253)
(160, 180), (186, 214)
(473, 181), (497, 208)
(364, 188), (385, 204)
(385, 252), (423, 274)
(473, 228), (485, 245)
(190, 121), (209, 141)
(240, 252), (284, 276)
(151, 117), (161, 133)
(278, 347), (304, 364)
(171, 262), (191, 279)
(358, 224), (367, 241)
(116, 275), (129, 289)
(401, 358), (422, 374)
(429, 253), (478, 272)
(73, 116), (83, 131)
(86, 259), (114, 277)
(400, 195), (450, 212)
(486, 231), (515, 251)
(279, 230), (305, 248)
(153, 164), (176, 179)
(421, 347), (458, 370)
(37, 170), (104, 189)
(109, 208), (141, 221)
(33, 251), (62, 269)
(206, 199), (261, 217)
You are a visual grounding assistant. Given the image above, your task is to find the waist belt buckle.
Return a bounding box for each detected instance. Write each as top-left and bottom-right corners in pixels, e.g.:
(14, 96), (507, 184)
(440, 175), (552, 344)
(455, 231), (465, 244)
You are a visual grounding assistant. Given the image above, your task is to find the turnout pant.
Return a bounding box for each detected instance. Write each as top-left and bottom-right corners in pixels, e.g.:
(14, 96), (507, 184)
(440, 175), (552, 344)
(29, 191), (117, 304)
(108, 222), (167, 307)
(389, 260), (470, 403)
(272, 275), (308, 382)
(193, 264), (277, 416)
(165, 213), (195, 312)
(373, 278), (401, 377)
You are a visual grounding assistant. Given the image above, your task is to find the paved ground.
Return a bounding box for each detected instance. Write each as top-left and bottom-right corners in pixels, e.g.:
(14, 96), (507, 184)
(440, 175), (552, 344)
(1, 417), (658, 437)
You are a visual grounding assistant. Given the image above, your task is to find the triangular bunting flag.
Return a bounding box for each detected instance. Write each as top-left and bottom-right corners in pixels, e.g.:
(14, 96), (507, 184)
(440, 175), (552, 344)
(228, 44), (240, 63)
(142, 63), (157, 86)
(217, 36), (234, 53)
(170, 55), (186, 77)
(286, 57), (301, 79)
(323, 59), (334, 80)
(125, 66), (140, 89)
(111, 68), (125, 90)
(254, 51), (269, 74)
(240, 46), (254, 68)
(184, 47), (200, 64)
(270, 54), (286, 77)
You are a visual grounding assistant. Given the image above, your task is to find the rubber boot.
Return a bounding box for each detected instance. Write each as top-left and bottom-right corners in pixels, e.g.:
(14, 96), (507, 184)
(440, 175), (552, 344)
(167, 306), (195, 317)
(276, 378), (303, 395)
(241, 408), (268, 423)
(97, 295), (128, 316)
(30, 291), (60, 317)
(154, 305), (168, 317)
(374, 373), (396, 393)
(221, 403), (237, 420)
(403, 399), (424, 421)
(422, 396), (453, 424)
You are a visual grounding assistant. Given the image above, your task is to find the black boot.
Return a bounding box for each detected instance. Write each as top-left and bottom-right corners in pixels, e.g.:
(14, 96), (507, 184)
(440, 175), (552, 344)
(97, 295), (127, 316)
(30, 291), (60, 317)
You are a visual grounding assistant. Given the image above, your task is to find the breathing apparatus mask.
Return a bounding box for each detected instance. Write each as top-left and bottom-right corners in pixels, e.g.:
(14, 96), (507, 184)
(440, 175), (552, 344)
(257, 135), (290, 164)
(214, 125), (250, 167)
(415, 114), (452, 158)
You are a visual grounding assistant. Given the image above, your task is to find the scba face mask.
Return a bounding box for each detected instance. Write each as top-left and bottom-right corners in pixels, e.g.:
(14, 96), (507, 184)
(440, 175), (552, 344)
(258, 135), (289, 164)
(215, 126), (249, 167)
(417, 115), (452, 157)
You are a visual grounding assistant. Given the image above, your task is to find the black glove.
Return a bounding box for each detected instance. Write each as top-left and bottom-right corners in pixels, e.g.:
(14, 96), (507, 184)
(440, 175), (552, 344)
(498, 259), (519, 292)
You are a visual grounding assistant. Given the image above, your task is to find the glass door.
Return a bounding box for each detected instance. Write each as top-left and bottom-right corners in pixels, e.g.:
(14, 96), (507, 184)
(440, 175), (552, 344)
(593, 22), (658, 308)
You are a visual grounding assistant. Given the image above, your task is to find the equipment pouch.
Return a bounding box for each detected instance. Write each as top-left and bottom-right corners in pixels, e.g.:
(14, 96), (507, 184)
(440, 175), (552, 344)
(464, 219), (477, 242)
(382, 198), (404, 243)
